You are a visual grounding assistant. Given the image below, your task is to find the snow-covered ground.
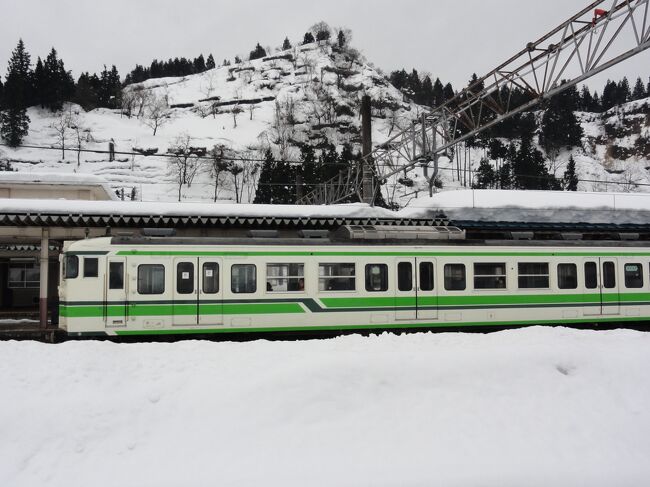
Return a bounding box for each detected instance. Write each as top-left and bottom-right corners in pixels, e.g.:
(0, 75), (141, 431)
(2, 327), (650, 486)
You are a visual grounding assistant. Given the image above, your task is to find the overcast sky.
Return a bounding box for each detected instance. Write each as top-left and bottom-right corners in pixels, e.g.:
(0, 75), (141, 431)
(1, 0), (648, 91)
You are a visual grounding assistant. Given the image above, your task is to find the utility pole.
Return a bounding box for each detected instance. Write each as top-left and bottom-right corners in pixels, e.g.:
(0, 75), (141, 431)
(361, 95), (374, 205)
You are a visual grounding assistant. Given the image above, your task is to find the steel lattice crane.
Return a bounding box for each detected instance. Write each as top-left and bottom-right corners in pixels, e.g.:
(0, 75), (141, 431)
(298, 0), (650, 206)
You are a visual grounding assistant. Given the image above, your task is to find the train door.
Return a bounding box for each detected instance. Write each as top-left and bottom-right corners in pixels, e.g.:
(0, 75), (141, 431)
(416, 259), (438, 321)
(198, 258), (223, 326)
(395, 259), (416, 320)
(173, 257), (199, 326)
(395, 258), (438, 321)
(583, 258), (620, 316)
(104, 257), (127, 328)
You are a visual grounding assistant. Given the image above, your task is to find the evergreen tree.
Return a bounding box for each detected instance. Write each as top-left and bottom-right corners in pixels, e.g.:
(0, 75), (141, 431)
(74, 72), (100, 110)
(579, 85), (594, 111)
(193, 54), (206, 73)
(0, 78), (4, 110)
(513, 131), (558, 190)
(319, 142), (339, 183)
(617, 77), (631, 104)
(632, 77), (646, 101)
(303, 32), (315, 45)
(206, 54), (216, 70)
(1, 39), (32, 146)
(473, 158), (496, 189)
(647, 78), (650, 99)
(563, 155), (579, 191)
(97, 65), (121, 108)
(249, 43), (267, 61)
(498, 161), (514, 189)
(254, 149), (275, 204)
(282, 37), (292, 51)
(601, 80), (618, 110)
(234, 55), (242, 64)
(299, 144), (318, 193)
(432, 78), (444, 107)
(38, 48), (75, 111)
(540, 84), (583, 155)
(337, 30), (346, 48)
(442, 83), (455, 102)
(32, 57), (45, 107)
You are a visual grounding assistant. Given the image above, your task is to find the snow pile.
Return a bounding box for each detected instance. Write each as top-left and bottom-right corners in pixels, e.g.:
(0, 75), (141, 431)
(2, 327), (650, 486)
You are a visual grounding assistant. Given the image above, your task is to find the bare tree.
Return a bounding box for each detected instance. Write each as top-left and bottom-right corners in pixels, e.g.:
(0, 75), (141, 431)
(50, 107), (74, 160)
(231, 105), (244, 128)
(70, 117), (93, 167)
(200, 71), (218, 99)
(248, 104), (258, 120)
(143, 95), (173, 136)
(227, 162), (245, 203)
(207, 144), (231, 201)
(168, 133), (203, 201)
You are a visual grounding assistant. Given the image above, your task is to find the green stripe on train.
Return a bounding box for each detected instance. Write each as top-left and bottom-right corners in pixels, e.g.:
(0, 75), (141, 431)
(110, 315), (650, 336)
(115, 250), (650, 257)
(60, 302), (305, 318)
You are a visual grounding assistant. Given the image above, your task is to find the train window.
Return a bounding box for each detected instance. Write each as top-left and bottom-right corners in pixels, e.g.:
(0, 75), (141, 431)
(64, 255), (79, 279)
(584, 262), (598, 289)
(420, 262), (435, 291)
(109, 262), (124, 289)
(8, 263), (39, 289)
(365, 264), (388, 292)
(319, 263), (355, 291)
(557, 264), (577, 289)
(267, 263), (304, 292)
(518, 263), (549, 289)
(232, 264), (256, 294)
(625, 263), (643, 288)
(444, 264), (466, 291)
(83, 258), (99, 278)
(473, 263), (506, 289)
(176, 262), (194, 294)
(202, 263), (219, 294)
(398, 262), (413, 291)
(138, 264), (165, 295)
(603, 262), (616, 289)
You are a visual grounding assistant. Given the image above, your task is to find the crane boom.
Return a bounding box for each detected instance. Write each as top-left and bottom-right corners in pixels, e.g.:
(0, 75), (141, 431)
(299, 0), (650, 206)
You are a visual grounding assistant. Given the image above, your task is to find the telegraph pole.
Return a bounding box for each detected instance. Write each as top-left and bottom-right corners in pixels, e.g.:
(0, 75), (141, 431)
(361, 95), (374, 205)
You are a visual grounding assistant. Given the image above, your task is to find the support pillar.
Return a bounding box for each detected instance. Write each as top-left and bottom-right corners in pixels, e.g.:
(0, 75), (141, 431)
(39, 228), (49, 329)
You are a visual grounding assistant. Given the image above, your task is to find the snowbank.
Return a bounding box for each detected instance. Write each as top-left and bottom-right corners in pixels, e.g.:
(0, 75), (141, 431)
(1, 327), (650, 486)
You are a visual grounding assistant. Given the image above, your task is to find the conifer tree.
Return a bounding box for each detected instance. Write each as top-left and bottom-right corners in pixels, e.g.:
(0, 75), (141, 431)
(473, 158), (496, 189)
(617, 77), (631, 104)
(299, 144), (318, 193)
(540, 84), (583, 156)
(337, 30), (345, 48)
(632, 77), (646, 101)
(601, 80), (618, 110)
(254, 149), (275, 204)
(282, 37), (292, 51)
(206, 54), (216, 70)
(1, 39), (32, 147)
(563, 155), (579, 191)
(39, 48), (75, 111)
(193, 54), (206, 73)
(0, 78), (4, 110)
(249, 43), (267, 61)
(303, 32), (315, 45)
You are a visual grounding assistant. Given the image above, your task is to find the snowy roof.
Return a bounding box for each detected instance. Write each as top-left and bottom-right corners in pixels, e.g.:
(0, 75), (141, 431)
(398, 190), (650, 227)
(0, 172), (117, 201)
(0, 198), (445, 229)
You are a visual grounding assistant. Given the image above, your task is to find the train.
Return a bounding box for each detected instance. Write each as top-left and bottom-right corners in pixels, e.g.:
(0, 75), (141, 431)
(58, 226), (650, 337)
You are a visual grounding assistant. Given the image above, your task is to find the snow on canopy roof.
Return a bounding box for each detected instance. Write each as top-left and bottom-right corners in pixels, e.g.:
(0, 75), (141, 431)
(0, 197), (447, 229)
(0, 172), (117, 201)
(398, 189), (650, 226)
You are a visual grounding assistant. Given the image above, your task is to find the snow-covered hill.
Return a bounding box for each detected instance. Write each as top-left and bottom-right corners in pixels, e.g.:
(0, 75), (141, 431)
(0, 41), (421, 203)
(0, 37), (648, 205)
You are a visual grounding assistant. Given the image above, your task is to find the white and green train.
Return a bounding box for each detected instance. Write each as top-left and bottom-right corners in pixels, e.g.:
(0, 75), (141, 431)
(58, 229), (650, 337)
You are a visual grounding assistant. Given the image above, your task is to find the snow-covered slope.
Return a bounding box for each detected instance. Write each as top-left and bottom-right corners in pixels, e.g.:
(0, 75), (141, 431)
(2, 327), (650, 486)
(0, 41), (421, 203)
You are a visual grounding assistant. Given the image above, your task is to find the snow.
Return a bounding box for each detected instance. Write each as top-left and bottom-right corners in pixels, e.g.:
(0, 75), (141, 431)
(1, 327), (650, 486)
(0, 197), (398, 220)
(0, 171), (117, 200)
(399, 189), (650, 224)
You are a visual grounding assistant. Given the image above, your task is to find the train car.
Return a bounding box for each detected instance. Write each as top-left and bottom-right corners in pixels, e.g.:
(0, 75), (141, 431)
(58, 226), (650, 337)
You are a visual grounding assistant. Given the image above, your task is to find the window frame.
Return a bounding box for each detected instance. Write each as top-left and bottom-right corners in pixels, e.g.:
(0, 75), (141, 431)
(83, 257), (99, 278)
(624, 263), (643, 289)
(266, 263), (305, 293)
(365, 263), (389, 293)
(108, 262), (124, 290)
(8, 262), (40, 289)
(444, 263), (466, 292)
(473, 262), (507, 290)
(517, 262), (550, 289)
(137, 264), (165, 295)
(64, 255), (79, 279)
(318, 263), (356, 292)
(176, 261), (195, 295)
(419, 262), (435, 292)
(202, 262), (220, 294)
(397, 262), (413, 292)
(231, 264), (257, 294)
(557, 263), (578, 290)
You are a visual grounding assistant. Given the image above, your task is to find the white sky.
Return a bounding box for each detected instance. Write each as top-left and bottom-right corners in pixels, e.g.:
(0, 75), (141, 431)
(1, 0), (649, 92)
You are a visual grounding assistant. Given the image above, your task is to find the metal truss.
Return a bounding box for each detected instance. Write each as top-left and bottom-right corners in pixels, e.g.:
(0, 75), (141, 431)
(299, 0), (650, 206)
